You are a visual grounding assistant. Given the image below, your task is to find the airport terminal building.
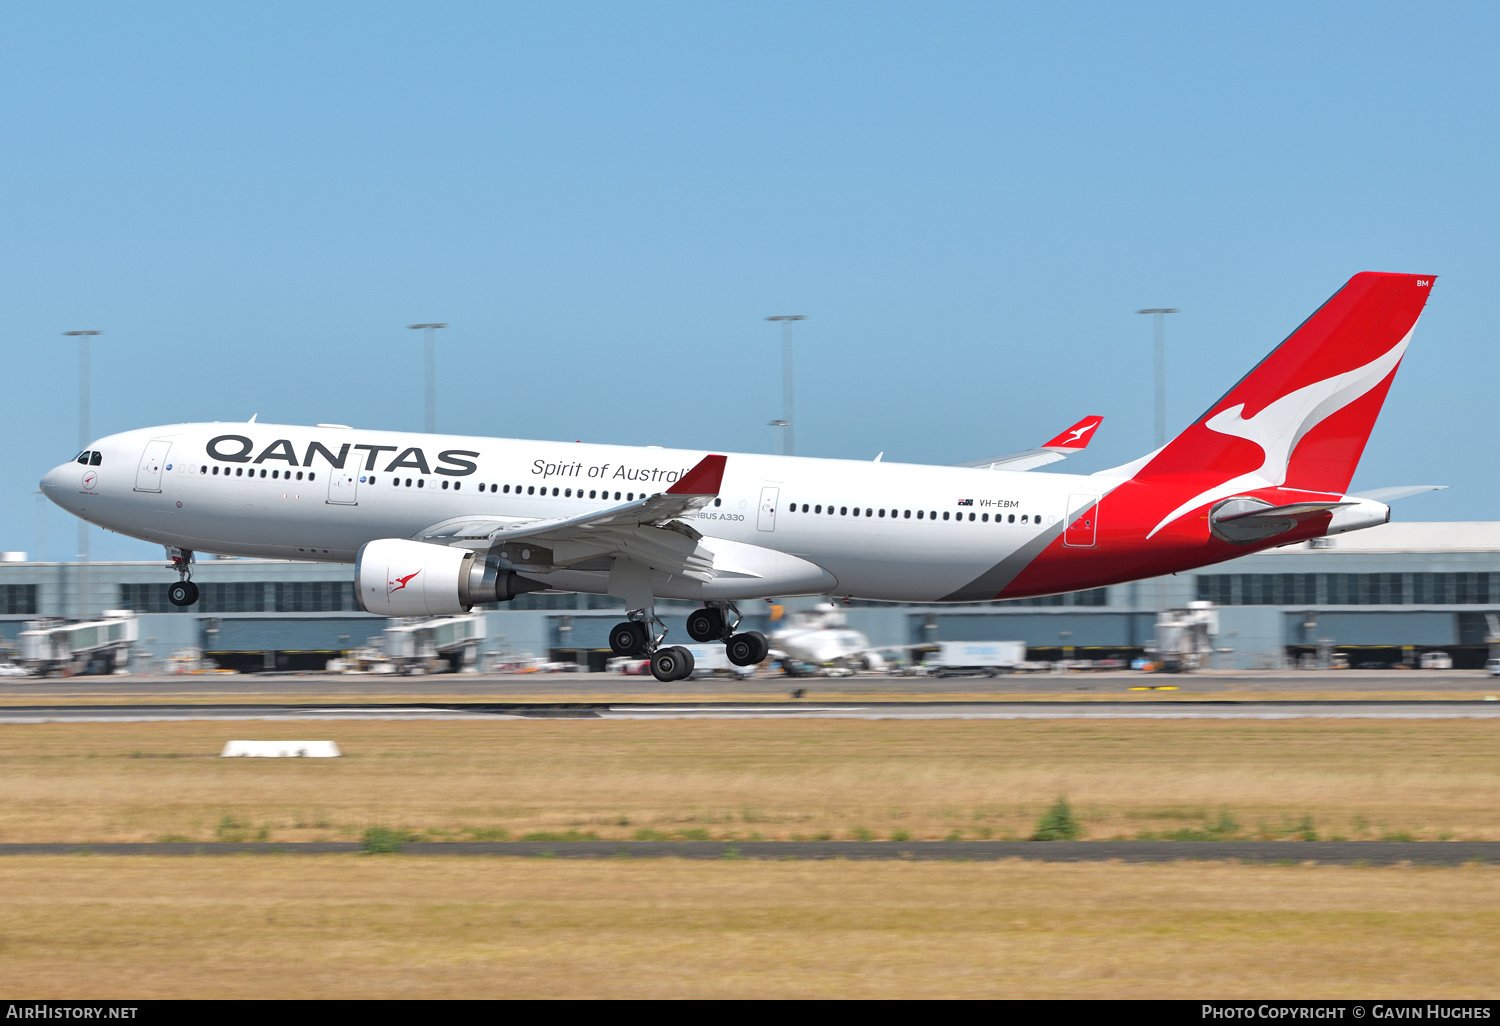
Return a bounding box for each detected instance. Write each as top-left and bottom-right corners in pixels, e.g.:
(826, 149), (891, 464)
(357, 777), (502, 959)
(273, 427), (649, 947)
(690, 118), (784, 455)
(0, 521), (1496, 671)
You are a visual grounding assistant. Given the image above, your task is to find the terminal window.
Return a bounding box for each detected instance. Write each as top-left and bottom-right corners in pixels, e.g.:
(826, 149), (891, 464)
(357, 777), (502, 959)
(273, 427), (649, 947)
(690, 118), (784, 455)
(0, 584), (37, 615)
(118, 581), (357, 614)
(1196, 571), (1500, 606)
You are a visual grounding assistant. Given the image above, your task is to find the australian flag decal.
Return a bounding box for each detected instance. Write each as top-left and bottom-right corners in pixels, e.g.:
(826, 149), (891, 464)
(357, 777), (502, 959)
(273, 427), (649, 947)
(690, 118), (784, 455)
(957, 498), (973, 506)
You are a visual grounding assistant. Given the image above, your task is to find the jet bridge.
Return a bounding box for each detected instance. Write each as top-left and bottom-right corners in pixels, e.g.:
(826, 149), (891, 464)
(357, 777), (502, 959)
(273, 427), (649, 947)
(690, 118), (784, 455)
(379, 614), (486, 674)
(19, 611), (139, 675)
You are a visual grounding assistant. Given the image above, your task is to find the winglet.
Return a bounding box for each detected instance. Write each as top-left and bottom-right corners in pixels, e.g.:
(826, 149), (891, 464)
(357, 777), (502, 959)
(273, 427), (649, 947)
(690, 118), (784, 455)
(667, 454), (727, 495)
(1043, 416), (1103, 451)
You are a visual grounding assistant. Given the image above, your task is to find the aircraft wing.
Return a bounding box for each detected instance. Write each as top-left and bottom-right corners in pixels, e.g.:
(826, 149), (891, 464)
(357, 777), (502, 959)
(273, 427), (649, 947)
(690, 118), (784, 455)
(952, 416), (1103, 471)
(413, 454), (728, 581)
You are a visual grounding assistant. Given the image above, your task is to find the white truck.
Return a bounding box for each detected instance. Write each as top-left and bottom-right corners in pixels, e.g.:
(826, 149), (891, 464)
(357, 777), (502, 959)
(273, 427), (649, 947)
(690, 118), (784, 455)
(682, 644), (756, 680)
(922, 640), (1026, 677)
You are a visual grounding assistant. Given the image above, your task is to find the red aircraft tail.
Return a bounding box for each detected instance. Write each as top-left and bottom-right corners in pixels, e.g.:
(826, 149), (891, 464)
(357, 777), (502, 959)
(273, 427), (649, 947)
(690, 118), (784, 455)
(1135, 273), (1435, 518)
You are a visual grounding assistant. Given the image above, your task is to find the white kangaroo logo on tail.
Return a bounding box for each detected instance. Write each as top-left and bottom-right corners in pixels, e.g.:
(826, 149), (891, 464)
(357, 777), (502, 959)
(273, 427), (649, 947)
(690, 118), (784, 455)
(1065, 421), (1099, 444)
(1145, 332), (1411, 538)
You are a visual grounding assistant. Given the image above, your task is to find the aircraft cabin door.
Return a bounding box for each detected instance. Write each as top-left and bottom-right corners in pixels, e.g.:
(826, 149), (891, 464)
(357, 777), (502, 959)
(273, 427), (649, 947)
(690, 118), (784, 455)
(757, 486), (779, 532)
(134, 440), (172, 493)
(326, 466), (359, 505)
(1063, 493), (1100, 548)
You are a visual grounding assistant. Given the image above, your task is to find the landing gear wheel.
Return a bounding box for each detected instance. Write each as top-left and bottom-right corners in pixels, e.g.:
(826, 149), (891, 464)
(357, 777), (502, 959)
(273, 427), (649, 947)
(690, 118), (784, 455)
(686, 608), (724, 643)
(167, 581), (199, 607)
(651, 646), (694, 682)
(609, 621), (649, 657)
(726, 631), (769, 667)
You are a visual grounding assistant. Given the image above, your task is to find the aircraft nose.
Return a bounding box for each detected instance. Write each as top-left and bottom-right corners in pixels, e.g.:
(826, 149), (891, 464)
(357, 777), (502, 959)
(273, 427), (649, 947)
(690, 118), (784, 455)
(39, 463), (74, 504)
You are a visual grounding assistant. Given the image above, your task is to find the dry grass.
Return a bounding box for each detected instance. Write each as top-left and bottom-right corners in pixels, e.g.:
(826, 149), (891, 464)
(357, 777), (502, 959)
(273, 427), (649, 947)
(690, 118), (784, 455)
(1, 856), (1497, 998)
(1, 719), (1497, 843)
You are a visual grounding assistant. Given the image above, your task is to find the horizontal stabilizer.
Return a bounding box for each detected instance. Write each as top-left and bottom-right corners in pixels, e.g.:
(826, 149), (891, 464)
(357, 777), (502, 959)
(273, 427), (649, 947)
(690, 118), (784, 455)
(1209, 497), (1352, 544)
(1351, 485), (1448, 503)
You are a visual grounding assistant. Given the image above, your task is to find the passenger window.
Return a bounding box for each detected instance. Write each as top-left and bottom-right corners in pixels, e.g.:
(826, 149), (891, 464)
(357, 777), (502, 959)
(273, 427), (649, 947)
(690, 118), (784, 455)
(917, 510), (924, 519)
(370, 477), (377, 485)
(866, 508), (872, 517)
(236, 468), (243, 477)
(969, 513), (975, 521)
(878, 509), (885, 518)
(406, 479), (413, 487)
(942, 511), (950, 521)
(591, 490), (597, 499)
(418, 479), (424, 488)
(308, 473), (315, 481)
(442, 480), (450, 490)
(502, 484), (509, 493)
(90, 452), (102, 466)
(271, 470), (279, 479)
(552, 488), (559, 496)
(904, 510), (911, 519)
(200, 466), (207, 474)
(1021, 514), (1028, 523)
(852, 507), (859, 517)
(930, 511), (936, 520)
(453, 481), (459, 490)
(1008, 514), (1015, 523)
(296, 471), (303, 480)
(982, 513), (988, 522)
(212, 466), (219, 475)
(565, 488), (572, 497)
(714, 498), (721, 507)
(840, 506), (847, 516)
(528, 486), (535, 495)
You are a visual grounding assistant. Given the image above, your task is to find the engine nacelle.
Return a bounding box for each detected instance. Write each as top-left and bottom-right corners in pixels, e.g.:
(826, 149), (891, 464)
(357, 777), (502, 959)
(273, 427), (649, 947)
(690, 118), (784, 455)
(355, 538), (546, 616)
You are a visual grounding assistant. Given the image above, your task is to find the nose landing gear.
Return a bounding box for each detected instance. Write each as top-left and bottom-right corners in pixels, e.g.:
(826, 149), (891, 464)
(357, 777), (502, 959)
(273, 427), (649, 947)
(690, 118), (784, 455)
(165, 547), (199, 607)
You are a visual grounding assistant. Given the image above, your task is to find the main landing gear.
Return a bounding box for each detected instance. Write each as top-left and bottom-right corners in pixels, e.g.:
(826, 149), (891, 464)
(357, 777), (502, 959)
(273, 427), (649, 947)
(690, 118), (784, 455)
(687, 602), (769, 666)
(608, 601), (768, 683)
(608, 613), (694, 682)
(165, 547), (199, 608)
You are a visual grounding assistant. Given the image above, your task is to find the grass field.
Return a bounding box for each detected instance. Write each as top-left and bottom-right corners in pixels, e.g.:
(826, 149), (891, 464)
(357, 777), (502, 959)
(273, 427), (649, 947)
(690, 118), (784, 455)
(3, 856), (1497, 998)
(2, 719), (1496, 844)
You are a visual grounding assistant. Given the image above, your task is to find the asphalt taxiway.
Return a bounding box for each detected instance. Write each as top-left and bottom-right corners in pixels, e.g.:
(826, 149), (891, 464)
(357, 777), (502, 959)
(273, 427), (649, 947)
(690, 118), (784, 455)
(1, 840), (1494, 864)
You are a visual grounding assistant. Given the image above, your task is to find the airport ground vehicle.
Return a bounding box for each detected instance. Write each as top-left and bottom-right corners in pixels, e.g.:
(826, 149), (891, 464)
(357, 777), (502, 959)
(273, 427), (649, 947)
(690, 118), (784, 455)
(1486, 657), (1500, 677)
(922, 641), (1025, 677)
(1419, 651), (1453, 670)
(41, 273), (1435, 683)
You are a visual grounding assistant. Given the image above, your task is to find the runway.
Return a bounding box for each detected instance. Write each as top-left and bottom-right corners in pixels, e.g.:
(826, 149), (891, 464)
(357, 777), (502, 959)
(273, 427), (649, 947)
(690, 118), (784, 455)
(0, 840), (1493, 864)
(3, 668), (1496, 700)
(4, 699), (1500, 721)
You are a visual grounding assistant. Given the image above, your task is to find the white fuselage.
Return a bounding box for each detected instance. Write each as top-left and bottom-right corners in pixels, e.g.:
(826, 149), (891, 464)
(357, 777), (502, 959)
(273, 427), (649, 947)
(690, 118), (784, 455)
(42, 422), (1110, 603)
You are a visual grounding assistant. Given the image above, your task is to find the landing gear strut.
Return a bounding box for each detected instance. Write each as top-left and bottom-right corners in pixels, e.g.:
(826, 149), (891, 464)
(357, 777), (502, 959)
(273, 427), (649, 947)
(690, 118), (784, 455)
(165, 547), (199, 608)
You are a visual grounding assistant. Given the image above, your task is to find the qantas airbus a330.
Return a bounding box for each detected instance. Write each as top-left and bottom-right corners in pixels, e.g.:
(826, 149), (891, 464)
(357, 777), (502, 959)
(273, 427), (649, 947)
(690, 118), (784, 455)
(42, 272), (1435, 681)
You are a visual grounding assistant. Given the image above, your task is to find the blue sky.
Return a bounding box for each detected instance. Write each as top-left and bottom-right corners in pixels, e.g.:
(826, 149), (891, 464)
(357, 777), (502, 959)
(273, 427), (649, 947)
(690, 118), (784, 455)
(3, 1), (1496, 559)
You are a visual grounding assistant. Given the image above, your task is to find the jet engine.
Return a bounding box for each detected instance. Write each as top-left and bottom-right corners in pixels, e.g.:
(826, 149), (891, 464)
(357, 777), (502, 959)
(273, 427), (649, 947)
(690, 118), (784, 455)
(355, 538), (545, 616)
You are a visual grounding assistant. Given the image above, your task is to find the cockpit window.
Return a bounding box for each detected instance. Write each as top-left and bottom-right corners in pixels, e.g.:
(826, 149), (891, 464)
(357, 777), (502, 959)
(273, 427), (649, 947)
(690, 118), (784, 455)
(76, 452), (89, 465)
(89, 452), (102, 466)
